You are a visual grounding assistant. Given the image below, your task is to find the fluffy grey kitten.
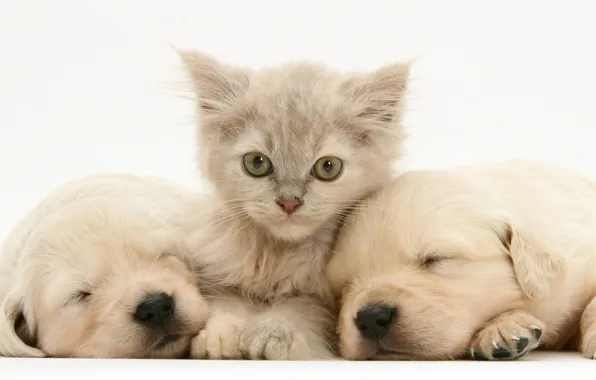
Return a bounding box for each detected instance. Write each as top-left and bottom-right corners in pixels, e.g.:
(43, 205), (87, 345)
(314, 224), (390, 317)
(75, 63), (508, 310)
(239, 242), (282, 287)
(179, 51), (410, 360)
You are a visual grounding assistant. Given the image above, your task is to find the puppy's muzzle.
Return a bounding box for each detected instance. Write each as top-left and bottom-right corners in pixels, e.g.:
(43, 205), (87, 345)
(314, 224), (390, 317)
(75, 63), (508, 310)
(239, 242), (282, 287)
(355, 304), (397, 340)
(134, 292), (175, 332)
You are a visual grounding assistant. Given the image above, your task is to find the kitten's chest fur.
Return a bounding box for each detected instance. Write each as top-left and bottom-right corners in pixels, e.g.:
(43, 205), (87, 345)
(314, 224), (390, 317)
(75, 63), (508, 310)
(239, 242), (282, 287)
(190, 205), (338, 305)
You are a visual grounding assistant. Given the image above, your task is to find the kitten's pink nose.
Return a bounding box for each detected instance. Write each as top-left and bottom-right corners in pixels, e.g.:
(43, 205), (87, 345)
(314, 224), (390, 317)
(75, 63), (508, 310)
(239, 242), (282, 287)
(276, 196), (303, 215)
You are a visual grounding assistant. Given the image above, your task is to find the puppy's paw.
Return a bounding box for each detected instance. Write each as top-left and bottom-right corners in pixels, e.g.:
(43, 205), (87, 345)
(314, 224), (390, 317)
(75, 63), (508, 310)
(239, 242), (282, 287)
(579, 325), (596, 359)
(580, 334), (596, 359)
(190, 313), (245, 359)
(579, 297), (596, 359)
(239, 316), (311, 360)
(470, 310), (544, 361)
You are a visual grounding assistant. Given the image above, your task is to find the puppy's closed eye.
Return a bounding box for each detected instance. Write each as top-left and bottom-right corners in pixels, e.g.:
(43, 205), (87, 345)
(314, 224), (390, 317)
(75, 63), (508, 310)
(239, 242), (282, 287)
(420, 255), (450, 269)
(69, 291), (92, 305)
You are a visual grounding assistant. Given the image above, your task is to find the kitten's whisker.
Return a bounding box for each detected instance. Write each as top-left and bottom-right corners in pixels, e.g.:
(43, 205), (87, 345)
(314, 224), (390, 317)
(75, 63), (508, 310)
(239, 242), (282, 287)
(210, 212), (250, 226)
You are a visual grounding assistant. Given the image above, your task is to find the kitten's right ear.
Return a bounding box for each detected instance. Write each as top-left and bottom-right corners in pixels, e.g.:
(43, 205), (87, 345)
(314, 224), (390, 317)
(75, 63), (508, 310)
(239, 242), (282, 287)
(178, 50), (250, 117)
(342, 61), (410, 130)
(0, 289), (45, 357)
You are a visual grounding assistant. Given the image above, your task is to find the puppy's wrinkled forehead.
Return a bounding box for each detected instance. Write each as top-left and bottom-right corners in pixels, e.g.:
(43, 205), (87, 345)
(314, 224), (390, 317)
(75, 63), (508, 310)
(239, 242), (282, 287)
(21, 204), (178, 287)
(25, 230), (142, 289)
(329, 171), (510, 290)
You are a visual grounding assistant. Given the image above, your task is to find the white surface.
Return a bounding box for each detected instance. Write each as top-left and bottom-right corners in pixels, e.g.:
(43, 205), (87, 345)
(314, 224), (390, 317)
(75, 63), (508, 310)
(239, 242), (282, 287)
(0, 352), (593, 379)
(0, 0), (595, 375)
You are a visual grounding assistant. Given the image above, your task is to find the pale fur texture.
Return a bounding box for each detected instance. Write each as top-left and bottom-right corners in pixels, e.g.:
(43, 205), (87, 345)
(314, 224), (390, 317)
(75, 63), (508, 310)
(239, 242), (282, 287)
(0, 174), (209, 358)
(327, 160), (596, 360)
(179, 51), (410, 359)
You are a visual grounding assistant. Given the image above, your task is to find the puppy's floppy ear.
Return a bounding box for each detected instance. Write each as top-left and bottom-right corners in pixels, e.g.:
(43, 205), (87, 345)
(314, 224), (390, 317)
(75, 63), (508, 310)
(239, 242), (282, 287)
(499, 223), (567, 301)
(0, 289), (45, 357)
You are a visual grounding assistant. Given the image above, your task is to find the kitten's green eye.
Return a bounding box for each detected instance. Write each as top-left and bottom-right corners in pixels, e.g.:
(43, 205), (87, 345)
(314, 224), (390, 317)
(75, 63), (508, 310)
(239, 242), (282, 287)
(243, 152), (273, 177)
(311, 156), (343, 181)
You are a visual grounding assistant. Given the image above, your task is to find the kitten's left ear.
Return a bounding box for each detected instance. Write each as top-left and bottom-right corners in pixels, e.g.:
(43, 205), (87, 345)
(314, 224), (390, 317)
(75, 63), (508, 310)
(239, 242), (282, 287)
(342, 61), (411, 131)
(499, 223), (567, 301)
(178, 50), (250, 117)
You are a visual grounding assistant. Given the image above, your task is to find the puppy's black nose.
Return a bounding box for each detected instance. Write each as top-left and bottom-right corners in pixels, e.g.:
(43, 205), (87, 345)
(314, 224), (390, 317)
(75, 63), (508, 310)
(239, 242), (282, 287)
(134, 292), (174, 330)
(355, 304), (396, 340)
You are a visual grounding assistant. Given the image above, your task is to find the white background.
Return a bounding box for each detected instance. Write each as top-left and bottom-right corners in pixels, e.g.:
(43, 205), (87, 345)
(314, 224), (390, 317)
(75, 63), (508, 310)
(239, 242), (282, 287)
(0, 0), (595, 377)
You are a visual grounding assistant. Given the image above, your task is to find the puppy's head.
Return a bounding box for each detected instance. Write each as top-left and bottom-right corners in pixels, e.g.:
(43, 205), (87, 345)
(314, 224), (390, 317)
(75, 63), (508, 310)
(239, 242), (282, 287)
(0, 198), (208, 358)
(327, 171), (566, 360)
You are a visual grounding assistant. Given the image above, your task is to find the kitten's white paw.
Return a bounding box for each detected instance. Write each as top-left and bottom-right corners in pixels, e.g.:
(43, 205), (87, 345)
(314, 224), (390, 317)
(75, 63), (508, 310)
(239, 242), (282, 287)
(239, 316), (311, 360)
(190, 313), (245, 359)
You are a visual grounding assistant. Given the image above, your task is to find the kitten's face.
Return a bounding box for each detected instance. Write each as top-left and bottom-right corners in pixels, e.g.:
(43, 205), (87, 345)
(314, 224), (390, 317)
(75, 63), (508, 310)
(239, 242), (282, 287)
(181, 52), (410, 241)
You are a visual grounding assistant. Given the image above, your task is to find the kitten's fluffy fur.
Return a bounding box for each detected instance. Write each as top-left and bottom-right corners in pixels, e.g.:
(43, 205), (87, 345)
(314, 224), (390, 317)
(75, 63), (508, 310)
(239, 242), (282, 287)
(179, 51), (410, 359)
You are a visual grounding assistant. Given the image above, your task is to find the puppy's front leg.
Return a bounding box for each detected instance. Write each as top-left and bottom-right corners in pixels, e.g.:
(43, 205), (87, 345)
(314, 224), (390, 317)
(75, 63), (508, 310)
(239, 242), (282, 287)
(469, 309), (545, 361)
(239, 296), (337, 360)
(579, 296), (596, 359)
(190, 294), (256, 359)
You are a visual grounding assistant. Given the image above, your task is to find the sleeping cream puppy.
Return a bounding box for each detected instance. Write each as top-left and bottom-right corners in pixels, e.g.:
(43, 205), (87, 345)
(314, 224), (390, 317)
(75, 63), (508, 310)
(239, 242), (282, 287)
(327, 160), (596, 360)
(0, 174), (208, 358)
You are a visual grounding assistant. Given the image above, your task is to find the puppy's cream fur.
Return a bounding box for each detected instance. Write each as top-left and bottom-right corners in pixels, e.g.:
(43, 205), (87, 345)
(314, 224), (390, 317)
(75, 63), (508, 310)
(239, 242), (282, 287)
(178, 51), (410, 360)
(0, 174), (208, 358)
(327, 160), (596, 360)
